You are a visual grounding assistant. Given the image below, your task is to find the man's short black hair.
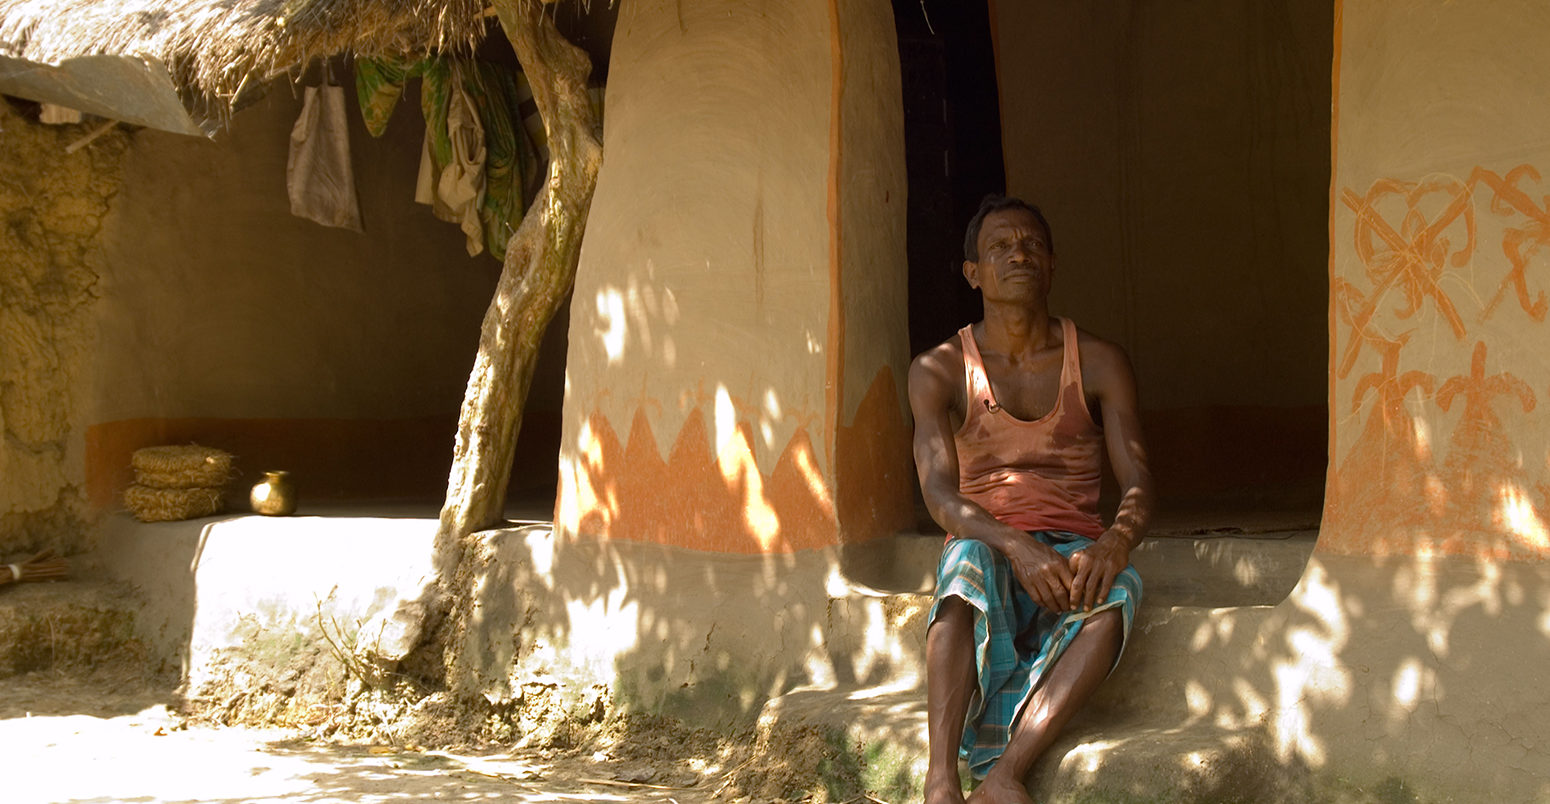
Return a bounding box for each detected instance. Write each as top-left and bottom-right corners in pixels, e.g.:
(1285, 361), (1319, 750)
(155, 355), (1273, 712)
(962, 194), (1054, 262)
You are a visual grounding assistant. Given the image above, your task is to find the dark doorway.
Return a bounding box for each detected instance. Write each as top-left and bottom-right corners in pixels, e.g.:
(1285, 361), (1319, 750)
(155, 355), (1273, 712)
(894, 0), (1006, 358)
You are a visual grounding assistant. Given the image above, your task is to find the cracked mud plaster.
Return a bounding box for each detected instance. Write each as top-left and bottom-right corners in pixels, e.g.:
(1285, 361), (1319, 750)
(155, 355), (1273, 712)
(0, 101), (127, 556)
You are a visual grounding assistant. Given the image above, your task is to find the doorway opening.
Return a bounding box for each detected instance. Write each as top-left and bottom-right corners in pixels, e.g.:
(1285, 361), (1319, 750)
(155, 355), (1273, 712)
(894, 0), (1006, 359)
(895, 2), (1333, 544)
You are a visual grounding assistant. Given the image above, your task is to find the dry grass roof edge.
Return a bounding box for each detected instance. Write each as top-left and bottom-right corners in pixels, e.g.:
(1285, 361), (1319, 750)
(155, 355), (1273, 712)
(0, 0), (494, 113)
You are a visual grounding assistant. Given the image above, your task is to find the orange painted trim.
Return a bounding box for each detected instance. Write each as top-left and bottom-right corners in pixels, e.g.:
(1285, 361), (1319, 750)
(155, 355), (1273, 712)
(825, 0), (846, 473)
(835, 367), (915, 544)
(564, 407), (840, 554)
(1319, 0), (1344, 548)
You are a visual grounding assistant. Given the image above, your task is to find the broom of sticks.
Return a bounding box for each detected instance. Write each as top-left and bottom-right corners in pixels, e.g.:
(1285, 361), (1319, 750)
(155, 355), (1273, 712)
(0, 548), (69, 586)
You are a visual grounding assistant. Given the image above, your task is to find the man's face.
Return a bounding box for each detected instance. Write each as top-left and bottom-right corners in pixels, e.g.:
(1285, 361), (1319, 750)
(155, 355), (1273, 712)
(963, 208), (1055, 304)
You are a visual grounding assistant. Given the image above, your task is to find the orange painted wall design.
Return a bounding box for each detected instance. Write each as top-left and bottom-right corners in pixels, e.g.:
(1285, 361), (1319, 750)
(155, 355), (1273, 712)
(561, 367), (912, 554)
(1324, 167), (1550, 558)
(553, 0), (911, 553)
(835, 368), (914, 544)
(562, 404), (838, 554)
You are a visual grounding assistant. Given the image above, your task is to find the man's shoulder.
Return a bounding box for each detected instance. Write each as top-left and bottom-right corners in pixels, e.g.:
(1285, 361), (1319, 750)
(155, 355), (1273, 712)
(1070, 324), (1137, 393)
(911, 332), (966, 373)
(1070, 323), (1128, 362)
(909, 331), (969, 401)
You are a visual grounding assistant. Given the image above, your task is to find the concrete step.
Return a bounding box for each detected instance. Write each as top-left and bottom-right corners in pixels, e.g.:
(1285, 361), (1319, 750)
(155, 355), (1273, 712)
(840, 530), (1318, 608)
(1026, 721), (1311, 803)
(760, 603), (1316, 804)
(759, 689), (1309, 804)
(756, 682), (928, 802)
(817, 589), (932, 688)
(820, 528), (1318, 691)
(87, 508), (1316, 695)
(0, 579), (150, 676)
(74, 505), (1323, 802)
(89, 510), (443, 665)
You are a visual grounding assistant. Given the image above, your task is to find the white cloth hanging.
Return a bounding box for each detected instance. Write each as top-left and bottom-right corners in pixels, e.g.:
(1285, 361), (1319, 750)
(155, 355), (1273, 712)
(287, 62), (364, 232)
(415, 61), (488, 256)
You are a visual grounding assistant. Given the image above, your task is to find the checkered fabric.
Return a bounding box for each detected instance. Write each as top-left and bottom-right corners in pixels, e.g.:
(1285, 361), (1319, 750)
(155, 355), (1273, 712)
(929, 532), (1142, 778)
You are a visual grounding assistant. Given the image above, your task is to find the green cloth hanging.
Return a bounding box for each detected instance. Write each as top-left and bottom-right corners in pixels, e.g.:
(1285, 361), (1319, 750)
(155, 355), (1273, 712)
(355, 56), (542, 261)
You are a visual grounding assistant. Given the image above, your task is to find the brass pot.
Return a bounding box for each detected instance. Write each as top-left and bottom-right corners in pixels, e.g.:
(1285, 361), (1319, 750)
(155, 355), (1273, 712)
(250, 471), (297, 516)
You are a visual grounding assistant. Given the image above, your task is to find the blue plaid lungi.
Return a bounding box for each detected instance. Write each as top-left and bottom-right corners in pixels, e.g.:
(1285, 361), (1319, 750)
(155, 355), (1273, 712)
(929, 532), (1142, 779)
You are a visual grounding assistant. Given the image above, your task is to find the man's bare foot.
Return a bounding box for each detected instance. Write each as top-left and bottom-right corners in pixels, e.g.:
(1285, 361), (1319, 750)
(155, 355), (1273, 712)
(924, 766), (966, 804)
(964, 773), (1034, 804)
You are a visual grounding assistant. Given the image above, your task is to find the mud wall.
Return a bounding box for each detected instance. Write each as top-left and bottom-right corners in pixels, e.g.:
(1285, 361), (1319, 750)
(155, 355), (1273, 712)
(556, 0), (911, 552)
(85, 76), (566, 511)
(833, 0), (915, 545)
(1322, 1), (1550, 558)
(1179, 5), (1550, 800)
(990, 2), (1333, 504)
(0, 102), (128, 556)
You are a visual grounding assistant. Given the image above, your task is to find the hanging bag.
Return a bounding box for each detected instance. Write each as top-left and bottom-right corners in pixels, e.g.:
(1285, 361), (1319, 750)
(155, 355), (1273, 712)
(287, 61), (364, 231)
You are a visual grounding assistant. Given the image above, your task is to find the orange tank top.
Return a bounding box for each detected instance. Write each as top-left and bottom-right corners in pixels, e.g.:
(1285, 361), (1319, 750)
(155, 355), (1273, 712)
(955, 317), (1104, 538)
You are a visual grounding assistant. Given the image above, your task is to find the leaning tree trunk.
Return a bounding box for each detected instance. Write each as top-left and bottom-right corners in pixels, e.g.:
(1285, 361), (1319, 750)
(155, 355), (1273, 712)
(412, 0), (601, 693)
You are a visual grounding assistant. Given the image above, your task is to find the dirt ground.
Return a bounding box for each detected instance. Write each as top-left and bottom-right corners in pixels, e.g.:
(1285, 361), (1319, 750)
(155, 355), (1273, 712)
(2, 669), (891, 804)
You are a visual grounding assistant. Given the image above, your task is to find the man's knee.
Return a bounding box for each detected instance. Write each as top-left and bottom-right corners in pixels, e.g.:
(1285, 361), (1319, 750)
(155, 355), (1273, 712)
(1079, 608), (1124, 658)
(936, 538), (998, 597)
(930, 594), (973, 634)
(1087, 607), (1121, 631)
(942, 537), (996, 570)
(927, 596), (975, 670)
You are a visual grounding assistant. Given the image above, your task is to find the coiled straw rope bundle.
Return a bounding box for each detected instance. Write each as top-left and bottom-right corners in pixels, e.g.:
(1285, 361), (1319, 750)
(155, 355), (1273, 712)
(130, 445), (234, 489)
(125, 445), (232, 521)
(123, 485), (225, 522)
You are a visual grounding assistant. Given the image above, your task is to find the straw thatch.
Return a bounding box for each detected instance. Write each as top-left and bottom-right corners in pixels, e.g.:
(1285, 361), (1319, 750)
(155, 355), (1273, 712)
(123, 484), (225, 521)
(0, 0), (490, 116)
(131, 444), (234, 488)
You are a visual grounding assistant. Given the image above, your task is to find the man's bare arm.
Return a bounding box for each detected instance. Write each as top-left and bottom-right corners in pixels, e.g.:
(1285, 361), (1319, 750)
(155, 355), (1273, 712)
(909, 345), (1077, 612)
(1068, 338), (1154, 610)
(1092, 340), (1154, 549)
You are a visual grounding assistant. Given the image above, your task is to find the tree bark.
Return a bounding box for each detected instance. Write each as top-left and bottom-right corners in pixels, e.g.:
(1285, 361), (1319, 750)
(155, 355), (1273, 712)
(413, 0), (601, 693)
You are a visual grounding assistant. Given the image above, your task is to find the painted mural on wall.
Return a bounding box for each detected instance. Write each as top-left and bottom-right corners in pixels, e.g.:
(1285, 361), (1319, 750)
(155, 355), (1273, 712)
(1326, 165), (1550, 558)
(557, 367), (911, 554)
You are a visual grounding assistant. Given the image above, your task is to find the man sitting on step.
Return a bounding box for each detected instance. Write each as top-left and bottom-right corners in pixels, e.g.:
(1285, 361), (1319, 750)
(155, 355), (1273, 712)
(910, 195), (1153, 804)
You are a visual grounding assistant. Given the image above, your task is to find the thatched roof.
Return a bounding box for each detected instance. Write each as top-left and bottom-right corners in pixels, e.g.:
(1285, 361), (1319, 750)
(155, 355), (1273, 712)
(0, 0), (491, 132)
